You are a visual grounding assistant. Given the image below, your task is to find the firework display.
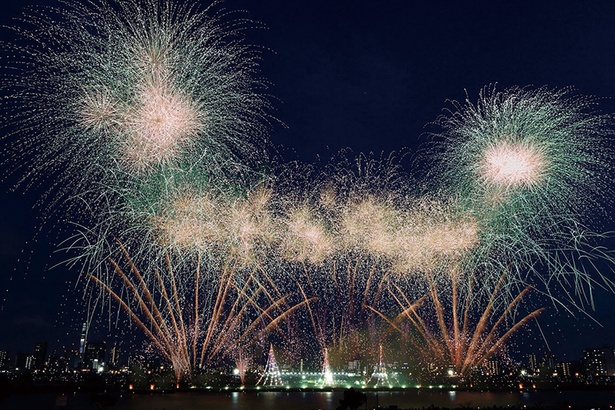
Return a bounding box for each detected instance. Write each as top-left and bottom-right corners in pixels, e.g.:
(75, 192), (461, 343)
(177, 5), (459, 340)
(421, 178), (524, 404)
(1, 0), (270, 215)
(89, 244), (310, 383)
(1, 0), (614, 387)
(427, 86), (614, 301)
(372, 274), (545, 376)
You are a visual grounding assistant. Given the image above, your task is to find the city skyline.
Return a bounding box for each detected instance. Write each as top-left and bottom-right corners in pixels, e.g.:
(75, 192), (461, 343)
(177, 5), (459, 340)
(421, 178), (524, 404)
(3, 331), (615, 387)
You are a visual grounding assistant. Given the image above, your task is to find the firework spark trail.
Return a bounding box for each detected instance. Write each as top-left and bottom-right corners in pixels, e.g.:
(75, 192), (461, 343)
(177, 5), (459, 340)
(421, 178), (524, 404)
(434, 87), (613, 271)
(260, 154), (483, 362)
(148, 182), (278, 266)
(87, 243), (308, 383)
(426, 85), (614, 304)
(372, 274), (546, 376)
(1, 0), (272, 222)
(234, 350), (250, 386)
(137, 148), (605, 368)
(32, 109), (615, 380)
(78, 120), (607, 376)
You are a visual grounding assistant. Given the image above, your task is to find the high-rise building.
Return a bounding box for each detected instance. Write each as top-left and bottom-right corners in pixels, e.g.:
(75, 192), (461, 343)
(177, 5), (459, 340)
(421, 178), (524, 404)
(559, 361), (571, 377)
(25, 355), (35, 370)
(583, 346), (615, 376)
(84, 341), (106, 371)
(485, 360), (499, 376)
(79, 322), (88, 358)
(16, 352), (36, 371)
(33, 341), (48, 370)
(542, 354), (556, 371)
(67, 349), (82, 370)
(110, 341), (122, 368)
(0, 350), (8, 370)
(526, 353), (537, 373)
(15, 352), (30, 370)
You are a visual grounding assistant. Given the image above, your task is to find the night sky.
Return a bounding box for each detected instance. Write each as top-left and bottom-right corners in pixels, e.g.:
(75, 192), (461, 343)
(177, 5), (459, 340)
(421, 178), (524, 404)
(1, 0), (615, 363)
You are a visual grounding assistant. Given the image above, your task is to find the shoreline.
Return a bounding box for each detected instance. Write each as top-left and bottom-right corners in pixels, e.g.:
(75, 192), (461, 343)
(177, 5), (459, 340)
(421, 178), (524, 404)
(3, 380), (615, 394)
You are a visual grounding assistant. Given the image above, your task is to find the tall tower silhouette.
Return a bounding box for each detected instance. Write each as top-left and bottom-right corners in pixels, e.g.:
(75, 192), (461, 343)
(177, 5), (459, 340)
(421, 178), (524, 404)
(79, 322), (88, 360)
(257, 344), (283, 386)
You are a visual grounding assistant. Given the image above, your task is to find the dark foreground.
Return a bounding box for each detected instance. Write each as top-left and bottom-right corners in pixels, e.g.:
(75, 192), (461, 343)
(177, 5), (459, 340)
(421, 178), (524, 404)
(1, 388), (615, 410)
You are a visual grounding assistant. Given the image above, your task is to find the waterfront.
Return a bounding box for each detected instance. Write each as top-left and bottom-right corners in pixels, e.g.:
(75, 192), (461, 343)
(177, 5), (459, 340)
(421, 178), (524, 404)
(2, 389), (615, 410)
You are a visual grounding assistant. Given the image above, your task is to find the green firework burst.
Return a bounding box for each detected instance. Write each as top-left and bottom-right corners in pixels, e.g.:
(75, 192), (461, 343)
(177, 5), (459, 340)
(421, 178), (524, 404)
(1, 0), (272, 217)
(427, 85), (614, 304)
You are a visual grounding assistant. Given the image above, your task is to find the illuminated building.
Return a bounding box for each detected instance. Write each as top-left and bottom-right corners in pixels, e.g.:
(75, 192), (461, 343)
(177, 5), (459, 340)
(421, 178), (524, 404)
(526, 353), (537, 373)
(79, 322), (88, 360)
(33, 341), (48, 370)
(0, 350), (8, 370)
(583, 346), (615, 377)
(84, 341), (106, 371)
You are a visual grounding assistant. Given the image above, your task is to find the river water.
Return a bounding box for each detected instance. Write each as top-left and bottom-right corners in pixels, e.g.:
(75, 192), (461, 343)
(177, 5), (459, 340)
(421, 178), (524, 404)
(2, 389), (615, 409)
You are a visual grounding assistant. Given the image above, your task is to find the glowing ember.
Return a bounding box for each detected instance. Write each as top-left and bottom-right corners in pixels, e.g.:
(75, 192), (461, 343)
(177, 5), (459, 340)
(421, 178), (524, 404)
(480, 141), (545, 189)
(123, 79), (203, 169)
(154, 192), (223, 250)
(283, 207), (334, 264)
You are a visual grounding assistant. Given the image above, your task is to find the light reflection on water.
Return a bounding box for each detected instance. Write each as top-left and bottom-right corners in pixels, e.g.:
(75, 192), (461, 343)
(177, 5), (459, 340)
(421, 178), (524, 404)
(2, 389), (615, 410)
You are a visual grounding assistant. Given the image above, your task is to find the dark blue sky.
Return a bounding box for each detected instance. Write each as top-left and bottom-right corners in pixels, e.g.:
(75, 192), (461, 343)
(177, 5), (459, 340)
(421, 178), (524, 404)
(1, 0), (615, 362)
